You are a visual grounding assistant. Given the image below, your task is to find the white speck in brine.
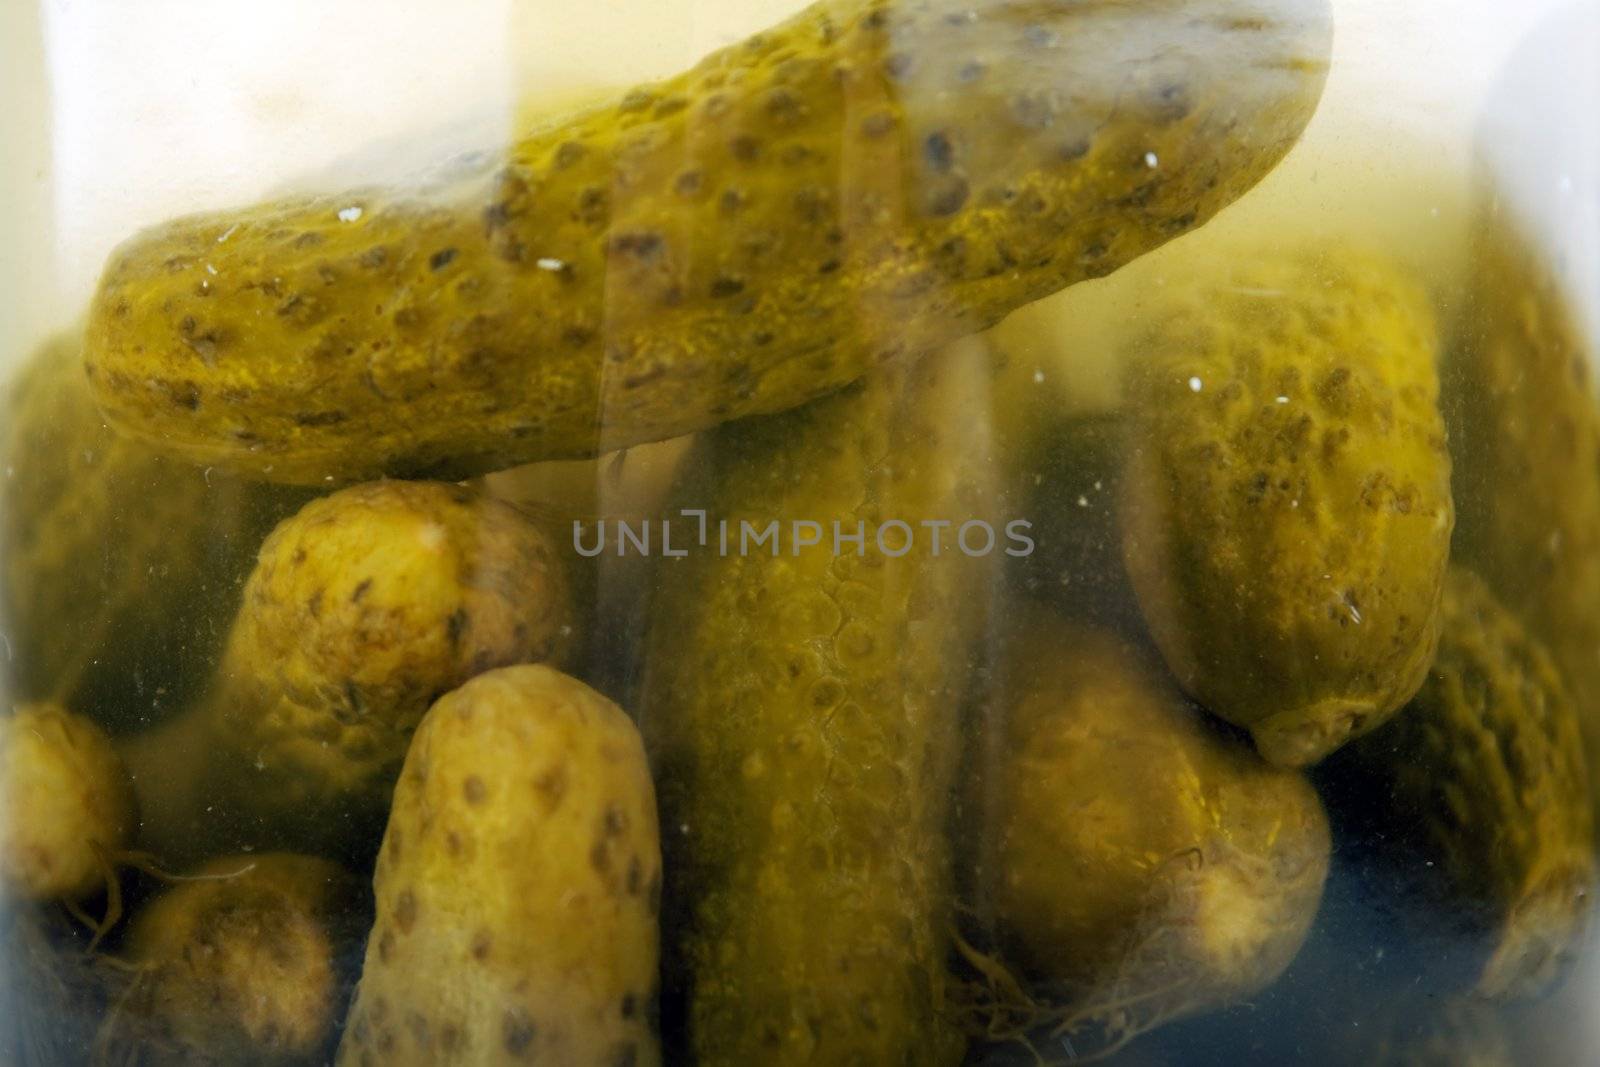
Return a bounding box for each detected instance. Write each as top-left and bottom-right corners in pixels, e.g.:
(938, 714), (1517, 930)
(1188, 376), (1203, 393)
(679, 823), (690, 835)
(1076, 496), (1088, 508)
(203, 467), (213, 487)
(536, 258), (566, 271)
(205, 263), (218, 275)
(1092, 480), (1102, 491)
(338, 206), (363, 222)
(1275, 396), (1289, 404)
(217, 224), (239, 243)
(1032, 369), (1045, 384)
(1144, 151), (1159, 169)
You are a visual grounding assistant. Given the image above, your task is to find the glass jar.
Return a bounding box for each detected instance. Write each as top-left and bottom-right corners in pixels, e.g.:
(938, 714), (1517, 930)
(2, 1), (1597, 1064)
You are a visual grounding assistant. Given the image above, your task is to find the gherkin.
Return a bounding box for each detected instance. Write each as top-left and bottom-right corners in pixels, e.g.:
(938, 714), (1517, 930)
(1121, 246), (1453, 767)
(85, 0), (1330, 485)
(1448, 206), (1600, 817)
(970, 607), (1329, 1056)
(0, 334), (303, 732)
(640, 340), (996, 1066)
(1347, 568), (1596, 1001)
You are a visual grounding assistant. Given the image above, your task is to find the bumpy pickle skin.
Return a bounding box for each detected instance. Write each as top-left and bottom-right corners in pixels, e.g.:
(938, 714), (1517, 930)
(1448, 206), (1600, 816)
(85, 0), (1330, 485)
(0, 335), (303, 732)
(337, 665), (661, 1067)
(0, 704), (134, 902)
(208, 480), (572, 839)
(1345, 568), (1596, 1001)
(641, 340), (996, 1066)
(107, 852), (361, 1066)
(1121, 246), (1453, 767)
(974, 609), (1329, 1050)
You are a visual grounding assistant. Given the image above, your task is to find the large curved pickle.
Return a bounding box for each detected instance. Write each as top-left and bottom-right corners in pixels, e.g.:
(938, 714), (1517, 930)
(85, 0), (1330, 485)
(1121, 246), (1453, 767)
(641, 340), (996, 1065)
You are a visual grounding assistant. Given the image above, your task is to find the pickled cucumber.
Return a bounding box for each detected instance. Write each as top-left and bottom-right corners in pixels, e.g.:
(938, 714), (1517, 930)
(337, 665), (660, 1067)
(1343, 568), (1596, 1001)
(105, 852), (362, 1065)
(971, 609), (1329, 1054)
(1121, 246), (1453, 767)
(85, 0), (1331, 485)
(0, 703), (134, 903)
(0, 335), (301, 731)
(208, 480), (572, 843)
(1448, 206), (1600, 814)
(641, 339), (996, 1065)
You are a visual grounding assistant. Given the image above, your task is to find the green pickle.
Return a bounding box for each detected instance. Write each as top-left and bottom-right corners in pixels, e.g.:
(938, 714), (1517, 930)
(338, 665), (661, 1067)
(1449, 207), (1600, 815)
(1, 336), (301, 731)
(84, 0), (1330, 485)
(1343, 568), (1596, 1001)
(0, 704), (134, 903)
(1121, 246), (1454, 767)
(104, 852), (363, 1065)
(641, 340), (996, 1065)
(206, 480), (574, 843)
(968, 608), (1329, 1056)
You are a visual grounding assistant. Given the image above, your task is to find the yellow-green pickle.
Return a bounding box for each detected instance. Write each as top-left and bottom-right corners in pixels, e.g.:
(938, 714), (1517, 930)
(82, 0), (1331, 485)
(0, 336), (303, 732)
(964, 608), (1330, 1058)
(0, 704), (134, 903)
(1340, 568), (1596, 1001)
(101, 853), (362, 1065)
(204, 479), (573, 845)
(1448, 206), (1600, 814)
(338, 665), (661, 1067)
(13, 0), (1600, 1064)
(1122, 246), (1454, 767)
(641, 340), (995, 1065)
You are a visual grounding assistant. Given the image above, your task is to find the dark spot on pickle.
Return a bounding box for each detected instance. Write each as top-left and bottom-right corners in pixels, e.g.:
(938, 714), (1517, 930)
(618, 89), (653, 113)
(502, 1010), (536, 1057)
(924, 132), (954, 172)
(926, 178), (969, 217)
(674, 170), (704, 197)
(395, 890), (417, 934)
(446, 609), (469, 646)
(554, 141), (586, 168)
(627, 856), (643, 895)
(609, 231), (664, 260)
(621, 993), (637, 1018)
(883, 53), (912, 80)
(294, 231), (324, 248)
(860, 112), (895, 139)
(463, 775), (487, 805)
(710, 276), (745, 298)
(730, 135), (761, 162)
(472, 929), (492, 961)
(429, 248), (458, 271)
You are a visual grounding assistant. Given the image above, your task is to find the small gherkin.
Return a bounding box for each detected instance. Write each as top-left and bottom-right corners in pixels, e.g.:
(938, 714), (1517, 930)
(640, 340), (996, 1066)
(1121, 246), (1453, 767)
(0, 334), (303, 732)
(1348, 568), (1596, 1001)
(85, 0), (1330, 485)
